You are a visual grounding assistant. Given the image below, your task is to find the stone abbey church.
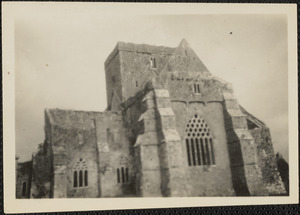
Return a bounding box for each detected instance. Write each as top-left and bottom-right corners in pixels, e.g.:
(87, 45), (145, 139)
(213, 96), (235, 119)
(16, 39), (286, 198)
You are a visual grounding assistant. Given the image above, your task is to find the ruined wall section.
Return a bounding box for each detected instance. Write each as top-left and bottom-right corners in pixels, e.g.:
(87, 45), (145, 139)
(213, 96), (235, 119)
(94, 112), (135, 197)
(46, 110), (99, 198)
(121, 86), (156, 196)
(31, 113), (53, 198)
(105, 47), (122, 110)
(16, 161), (32, 198)
(250, 127), (286, 195)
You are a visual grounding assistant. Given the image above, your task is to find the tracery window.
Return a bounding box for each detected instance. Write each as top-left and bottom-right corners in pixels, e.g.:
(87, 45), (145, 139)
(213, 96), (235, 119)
(185, 114), (215, 166)
(73, 158), (88, 188)
(116, 155), (130, 184)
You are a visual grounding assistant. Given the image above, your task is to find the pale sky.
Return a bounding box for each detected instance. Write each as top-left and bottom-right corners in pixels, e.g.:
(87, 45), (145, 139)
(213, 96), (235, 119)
(15, 4), (288, 162)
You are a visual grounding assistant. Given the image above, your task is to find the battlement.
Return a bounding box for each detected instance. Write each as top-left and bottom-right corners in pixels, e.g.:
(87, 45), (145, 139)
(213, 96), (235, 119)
(104, 41), (175, 68)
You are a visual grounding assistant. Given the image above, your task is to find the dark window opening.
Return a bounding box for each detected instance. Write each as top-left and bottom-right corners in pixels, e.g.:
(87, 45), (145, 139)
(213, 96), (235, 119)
(136, 81), (138, 87)
(193, 83), (201, 94)
(150, 57), (157, 69)
(79, 170), (83, 187)
(117, 167), (129, 183)
(73, 171), (78, 187)
(84, 170), (88, 186)
(117, 168), (120, 183)
(22, 182), (26, 197)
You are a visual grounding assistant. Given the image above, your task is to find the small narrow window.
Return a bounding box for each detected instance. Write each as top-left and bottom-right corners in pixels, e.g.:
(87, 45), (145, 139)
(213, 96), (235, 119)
(121, 167), (125, 183)
(84, 170), (88, 186)
(73, 171), (78, 187)
(150, 57), (157, 69)
(125, 167), (129, 182)
(22, 182), (26, 197)
(193, 83), (201, 94)
(79, 170), (83, 187)
(117, 168), (120, 183)
(78, 131), (84, 145)
(136, 81), (138, 87)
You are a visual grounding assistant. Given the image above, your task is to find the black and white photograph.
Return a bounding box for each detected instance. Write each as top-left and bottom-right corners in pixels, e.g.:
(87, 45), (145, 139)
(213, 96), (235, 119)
(2, 2), (298, 213)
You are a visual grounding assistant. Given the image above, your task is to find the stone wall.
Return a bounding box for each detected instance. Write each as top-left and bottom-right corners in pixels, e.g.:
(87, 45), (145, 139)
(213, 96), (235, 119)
(16, 161), (32, 198)
(95, 112), (135, 197)
(105, 49), (122, 110)
(31, 114), (53, 198)
(250, 127), (286, 195)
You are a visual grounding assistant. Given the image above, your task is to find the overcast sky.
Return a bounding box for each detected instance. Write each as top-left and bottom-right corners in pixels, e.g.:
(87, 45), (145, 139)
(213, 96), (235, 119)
(15, 4), (288, 162)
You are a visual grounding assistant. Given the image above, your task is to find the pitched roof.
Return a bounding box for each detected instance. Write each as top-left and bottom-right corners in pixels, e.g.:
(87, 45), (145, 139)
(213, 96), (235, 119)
(239, 105), (266, 128)
(45, 108), (120, 129)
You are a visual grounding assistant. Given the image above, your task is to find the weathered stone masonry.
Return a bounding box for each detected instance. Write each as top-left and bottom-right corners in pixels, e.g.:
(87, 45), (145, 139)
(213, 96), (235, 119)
(17, 39), (286, 198)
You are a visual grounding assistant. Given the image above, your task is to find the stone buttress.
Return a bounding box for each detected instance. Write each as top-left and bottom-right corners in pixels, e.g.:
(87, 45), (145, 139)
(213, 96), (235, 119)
(222, 91), (266, 196)
(134, 87), (187, 197)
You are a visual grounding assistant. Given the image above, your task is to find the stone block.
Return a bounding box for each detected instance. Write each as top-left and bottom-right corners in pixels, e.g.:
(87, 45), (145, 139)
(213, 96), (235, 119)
(161, 129), (181, 142)
(227, 141), (244, 166)
(240, 139), (257, 165)
(154, 89), (170, 98)
(140, 170), (162, 197)
(156, 97), (171, 108)
(54, 165), (66, 174)
(158, 116), (176, 130)
(157, 107), (175, 116)
(143, 118), (156, 132)
(230, 165), (250, 196)
(168, 168), (188, 197)
(243, 164), (267, 196)
(97, 141), (109, 152)
(224, 100), (240, 109)
(226, 109), (245, 117)
(140, 145), (160, 170)
(167, 141), (184, 168)
(158, 142), (169, 169)
(226, 116), (248, 130)
(135, 131), (159, 146)
(223, 92), (236, 100)
(138, 109), (156, 121)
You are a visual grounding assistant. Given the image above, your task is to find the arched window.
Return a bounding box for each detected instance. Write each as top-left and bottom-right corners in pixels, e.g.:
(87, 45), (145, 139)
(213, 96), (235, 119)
(185, 114), (215, 166)
(22, 182), (27, 197)
(73, 158), (88, 188)
(116, 155), (130, 184)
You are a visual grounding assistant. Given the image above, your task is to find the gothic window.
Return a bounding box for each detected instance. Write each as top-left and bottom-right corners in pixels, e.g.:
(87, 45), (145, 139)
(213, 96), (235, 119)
(185, 114), (215, 166)
(116, 155), (130, 184)
(150, 57), (157, 69)
(73, 158), (88, 188)
(22, 182), (26, 197)
(193, 83), (201, 94)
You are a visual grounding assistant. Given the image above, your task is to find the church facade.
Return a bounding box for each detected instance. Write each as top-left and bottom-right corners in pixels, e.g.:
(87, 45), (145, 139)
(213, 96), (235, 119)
(16, 39), (286, 198)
